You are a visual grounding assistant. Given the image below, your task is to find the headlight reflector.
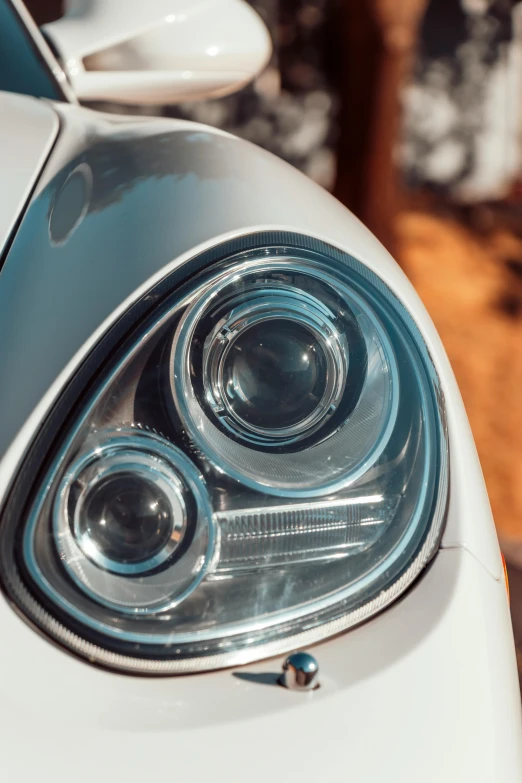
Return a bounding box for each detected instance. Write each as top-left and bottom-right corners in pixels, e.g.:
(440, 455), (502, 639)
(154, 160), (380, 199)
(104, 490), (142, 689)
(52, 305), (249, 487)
(172, 259), (398, 495)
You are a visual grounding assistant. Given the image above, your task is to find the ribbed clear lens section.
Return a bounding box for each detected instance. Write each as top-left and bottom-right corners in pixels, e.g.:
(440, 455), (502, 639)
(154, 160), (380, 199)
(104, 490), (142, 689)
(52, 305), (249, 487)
(216, 495), (400, 571)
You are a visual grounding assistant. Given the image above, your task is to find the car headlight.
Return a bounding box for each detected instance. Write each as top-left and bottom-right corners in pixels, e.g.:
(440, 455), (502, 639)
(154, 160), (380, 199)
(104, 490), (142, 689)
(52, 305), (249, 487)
(0, 233), (448, 674)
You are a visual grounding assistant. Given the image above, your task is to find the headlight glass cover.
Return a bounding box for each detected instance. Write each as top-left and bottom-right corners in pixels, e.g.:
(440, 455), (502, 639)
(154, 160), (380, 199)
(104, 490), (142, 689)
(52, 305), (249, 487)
(0, 234), (448, 673)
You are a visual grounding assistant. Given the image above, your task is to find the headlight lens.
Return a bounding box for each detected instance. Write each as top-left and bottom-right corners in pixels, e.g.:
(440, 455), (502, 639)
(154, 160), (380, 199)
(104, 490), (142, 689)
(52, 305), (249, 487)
(53, 429), (215, 612)
(173, 260), (397, 495)
(0, 234), (448, 674)
(197, 280), (349, 446)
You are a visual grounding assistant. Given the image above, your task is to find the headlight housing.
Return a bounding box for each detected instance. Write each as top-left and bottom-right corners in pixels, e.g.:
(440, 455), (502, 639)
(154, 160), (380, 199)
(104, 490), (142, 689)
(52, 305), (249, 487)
(0, 233), (448, 674)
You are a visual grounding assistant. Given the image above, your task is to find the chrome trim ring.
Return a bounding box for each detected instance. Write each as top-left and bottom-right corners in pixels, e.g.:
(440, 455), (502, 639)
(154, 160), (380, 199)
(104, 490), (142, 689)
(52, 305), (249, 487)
(171, 257), (399, 497)
(202, 283), (348, 445)
(48, 430), (217, 614)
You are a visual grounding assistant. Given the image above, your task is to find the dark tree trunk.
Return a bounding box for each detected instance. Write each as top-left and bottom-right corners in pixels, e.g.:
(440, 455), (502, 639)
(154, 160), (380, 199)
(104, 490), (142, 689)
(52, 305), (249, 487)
(333, 0), (427, 254)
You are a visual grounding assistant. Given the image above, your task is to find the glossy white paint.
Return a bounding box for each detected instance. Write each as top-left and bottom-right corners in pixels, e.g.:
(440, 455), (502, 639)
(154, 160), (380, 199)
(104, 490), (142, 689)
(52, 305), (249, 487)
(43, 0), (272, 104)
(0, 92), (58, 258)
(0, 98), (520, 780)
(0, 549), (519, 781)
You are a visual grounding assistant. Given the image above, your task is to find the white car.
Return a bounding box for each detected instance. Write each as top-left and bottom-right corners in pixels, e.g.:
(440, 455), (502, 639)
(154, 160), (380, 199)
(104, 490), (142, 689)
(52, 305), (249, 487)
(0, 1), (521, 781)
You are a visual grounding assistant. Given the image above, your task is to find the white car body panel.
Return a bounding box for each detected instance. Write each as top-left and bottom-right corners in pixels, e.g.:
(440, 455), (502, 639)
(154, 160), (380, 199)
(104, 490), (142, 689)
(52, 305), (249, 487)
(0, 546), (519, 781)
(0, 96), (520, 781)
(0, 92), (58, 257)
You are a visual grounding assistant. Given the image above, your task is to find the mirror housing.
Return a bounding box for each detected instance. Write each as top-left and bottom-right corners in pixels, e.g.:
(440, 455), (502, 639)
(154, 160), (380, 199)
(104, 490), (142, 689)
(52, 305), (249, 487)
(43, 0), (272, 104)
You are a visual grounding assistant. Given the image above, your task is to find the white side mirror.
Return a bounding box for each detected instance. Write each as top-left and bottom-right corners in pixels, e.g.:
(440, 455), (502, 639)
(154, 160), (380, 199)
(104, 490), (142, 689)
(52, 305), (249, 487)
(43, 0), (272, 105)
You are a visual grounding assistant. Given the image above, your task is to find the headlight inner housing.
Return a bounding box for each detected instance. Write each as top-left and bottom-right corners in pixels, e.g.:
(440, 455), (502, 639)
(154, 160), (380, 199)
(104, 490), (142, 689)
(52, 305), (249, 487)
(172, 259), (399, 496)
(200, 283), (349, 445)
(0, 232), (448, 674)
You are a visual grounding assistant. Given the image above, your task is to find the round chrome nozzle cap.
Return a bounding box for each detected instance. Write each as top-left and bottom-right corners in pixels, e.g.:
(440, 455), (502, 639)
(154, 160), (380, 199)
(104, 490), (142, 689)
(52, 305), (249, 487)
(279, 651), (320, 691)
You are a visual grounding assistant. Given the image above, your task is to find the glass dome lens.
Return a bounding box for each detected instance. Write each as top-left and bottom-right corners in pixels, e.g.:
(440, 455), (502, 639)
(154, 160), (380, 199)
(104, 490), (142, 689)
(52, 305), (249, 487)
(222, 317), (328, 431)
(197, 276), (353, 450)
(49, 432), (215, 609)
(78, 471), (174, 565)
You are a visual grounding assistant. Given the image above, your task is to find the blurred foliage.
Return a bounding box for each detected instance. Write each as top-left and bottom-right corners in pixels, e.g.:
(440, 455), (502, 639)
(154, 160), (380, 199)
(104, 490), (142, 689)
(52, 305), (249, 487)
(403, 0), (516, 192)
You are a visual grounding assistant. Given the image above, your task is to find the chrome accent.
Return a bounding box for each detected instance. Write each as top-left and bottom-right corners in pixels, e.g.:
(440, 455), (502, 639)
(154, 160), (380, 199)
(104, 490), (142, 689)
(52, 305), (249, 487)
(202, 282), (348, 445)
(279, 652), (320, 691)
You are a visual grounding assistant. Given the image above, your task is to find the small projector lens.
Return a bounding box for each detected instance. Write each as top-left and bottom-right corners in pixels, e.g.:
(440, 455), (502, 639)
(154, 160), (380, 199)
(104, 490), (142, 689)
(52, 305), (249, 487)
(78, 472), (174, 565)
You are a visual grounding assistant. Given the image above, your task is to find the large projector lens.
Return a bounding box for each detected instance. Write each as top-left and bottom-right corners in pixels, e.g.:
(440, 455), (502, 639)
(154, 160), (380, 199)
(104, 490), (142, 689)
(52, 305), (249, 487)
(221, 318), (328, 432)
(197, 279), (350, 449)
(173, 259), (398, 495)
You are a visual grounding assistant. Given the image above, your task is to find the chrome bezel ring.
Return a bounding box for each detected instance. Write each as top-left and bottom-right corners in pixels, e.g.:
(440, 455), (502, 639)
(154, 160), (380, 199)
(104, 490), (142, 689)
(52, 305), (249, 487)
(49, 430), (216, 614)
(202, 284), (348, 445)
